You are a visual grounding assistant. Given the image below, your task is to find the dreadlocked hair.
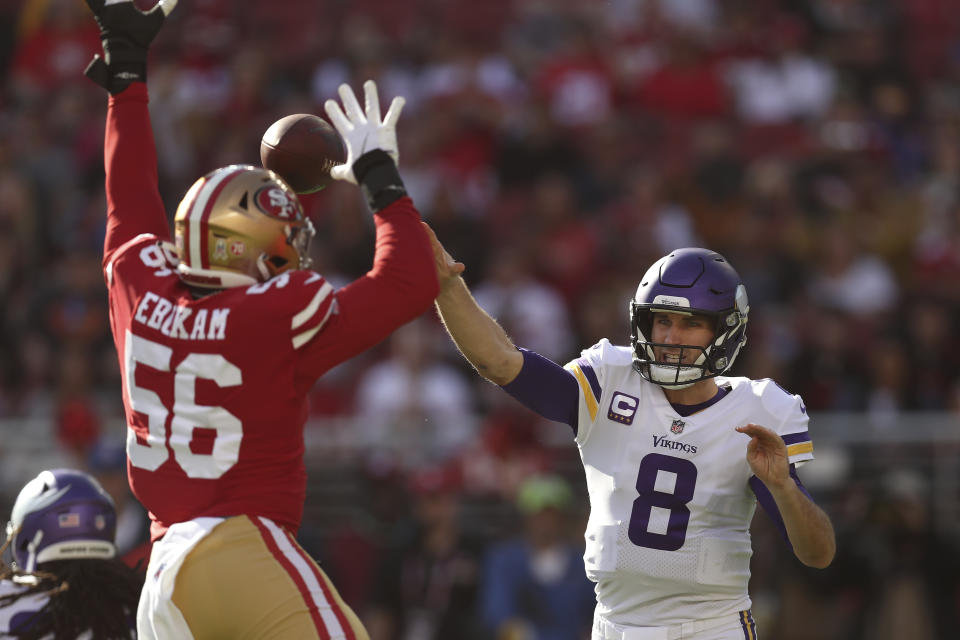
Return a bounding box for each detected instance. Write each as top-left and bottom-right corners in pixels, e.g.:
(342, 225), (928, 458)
(0, 558), (143, 639)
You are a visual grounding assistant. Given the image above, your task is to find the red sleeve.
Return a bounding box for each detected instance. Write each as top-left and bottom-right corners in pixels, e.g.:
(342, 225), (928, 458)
(102, 83), (171, 270)
(295, 196), (439, 379)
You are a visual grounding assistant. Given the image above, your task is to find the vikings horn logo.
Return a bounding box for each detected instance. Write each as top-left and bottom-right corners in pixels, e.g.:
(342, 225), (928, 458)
(254, 186), (299, 220)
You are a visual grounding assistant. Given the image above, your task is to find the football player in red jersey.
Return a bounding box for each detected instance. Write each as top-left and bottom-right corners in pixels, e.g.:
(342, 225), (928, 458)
(83, 1), (438, 638)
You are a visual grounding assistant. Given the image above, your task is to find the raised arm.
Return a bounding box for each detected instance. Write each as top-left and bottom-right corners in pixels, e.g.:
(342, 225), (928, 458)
(297, 81), (439, 376)
(427, 225), (523, 386)
(304, 197), (438, 372)
(428, 225), (582, 428)
(84, 0), (177, 264)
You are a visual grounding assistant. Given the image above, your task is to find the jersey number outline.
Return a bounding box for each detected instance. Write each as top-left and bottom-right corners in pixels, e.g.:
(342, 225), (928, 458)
(124, 330), (242, 479)
(627, 453), (698, 551)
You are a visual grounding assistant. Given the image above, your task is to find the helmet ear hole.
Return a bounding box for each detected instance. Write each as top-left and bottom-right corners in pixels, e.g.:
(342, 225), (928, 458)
(268, 256), (288, 269)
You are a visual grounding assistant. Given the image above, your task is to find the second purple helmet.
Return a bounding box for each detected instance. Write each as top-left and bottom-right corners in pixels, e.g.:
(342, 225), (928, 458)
(5, 469), (117, 572)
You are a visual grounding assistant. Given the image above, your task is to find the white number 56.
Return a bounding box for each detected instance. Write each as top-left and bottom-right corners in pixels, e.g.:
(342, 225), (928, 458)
(124, 330), (242, 479)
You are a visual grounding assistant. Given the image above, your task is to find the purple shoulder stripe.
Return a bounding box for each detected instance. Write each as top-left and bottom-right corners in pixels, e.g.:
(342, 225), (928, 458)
(574, 358), (602, 404)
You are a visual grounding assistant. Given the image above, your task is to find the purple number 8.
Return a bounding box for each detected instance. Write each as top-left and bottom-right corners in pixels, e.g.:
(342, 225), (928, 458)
(627, 453), (698, 551)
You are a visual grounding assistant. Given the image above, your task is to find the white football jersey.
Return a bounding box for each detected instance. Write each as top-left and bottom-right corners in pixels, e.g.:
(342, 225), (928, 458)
(0, 577), (125, 639)
(0, 579), (50, 637)
(564, 339), (814, 627)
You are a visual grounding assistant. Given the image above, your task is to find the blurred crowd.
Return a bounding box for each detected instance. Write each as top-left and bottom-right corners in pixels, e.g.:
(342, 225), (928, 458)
(1, 0), (960, 638)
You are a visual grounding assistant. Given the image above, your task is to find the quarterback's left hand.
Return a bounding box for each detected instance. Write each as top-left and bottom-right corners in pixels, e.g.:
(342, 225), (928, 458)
(736, 423), (790, 490)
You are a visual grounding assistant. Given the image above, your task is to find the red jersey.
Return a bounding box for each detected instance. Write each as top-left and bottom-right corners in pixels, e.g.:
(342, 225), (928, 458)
(101, 84), (438, 541)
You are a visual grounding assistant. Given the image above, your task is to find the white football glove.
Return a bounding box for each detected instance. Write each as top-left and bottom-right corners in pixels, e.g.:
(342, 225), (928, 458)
(324, 80), (405, 185)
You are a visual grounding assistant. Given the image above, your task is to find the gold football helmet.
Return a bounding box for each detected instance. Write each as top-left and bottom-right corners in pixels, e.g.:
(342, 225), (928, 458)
(173, 165), (315, 289)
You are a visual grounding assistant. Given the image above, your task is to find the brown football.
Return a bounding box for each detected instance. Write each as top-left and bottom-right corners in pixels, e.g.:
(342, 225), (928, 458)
(260, 114), (345, 194)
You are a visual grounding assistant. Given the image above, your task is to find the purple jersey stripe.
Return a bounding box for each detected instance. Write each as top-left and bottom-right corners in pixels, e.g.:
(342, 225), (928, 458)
(782, 431), (811, 445)
(740, 611), (749, 639)
(501, 349), (580, 432)
(574, 358), (602, 404)
(670, 383), (730, 417)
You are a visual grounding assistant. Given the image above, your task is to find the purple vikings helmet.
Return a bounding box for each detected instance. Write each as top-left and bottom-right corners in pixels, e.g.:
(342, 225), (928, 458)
(5, 469), (117, 572)
(630, 248), (749, 388)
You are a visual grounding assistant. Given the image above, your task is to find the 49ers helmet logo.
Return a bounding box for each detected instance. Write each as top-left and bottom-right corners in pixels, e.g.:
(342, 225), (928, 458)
(254, 185), (301, 220)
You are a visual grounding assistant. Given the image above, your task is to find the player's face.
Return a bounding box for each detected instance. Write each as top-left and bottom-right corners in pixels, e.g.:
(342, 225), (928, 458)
(650, 311), (715, 364)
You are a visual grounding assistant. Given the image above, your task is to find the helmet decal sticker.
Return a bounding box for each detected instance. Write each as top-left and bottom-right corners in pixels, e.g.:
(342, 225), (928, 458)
(652, 295), (691, 308)
(255, 185), (299, 220)
(214, 237), (228, 261)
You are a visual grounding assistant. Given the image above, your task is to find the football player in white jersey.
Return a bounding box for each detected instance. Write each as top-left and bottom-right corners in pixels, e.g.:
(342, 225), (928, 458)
(428, 232), (836, 640)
